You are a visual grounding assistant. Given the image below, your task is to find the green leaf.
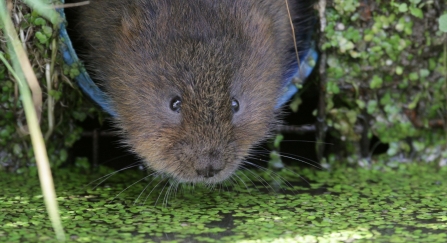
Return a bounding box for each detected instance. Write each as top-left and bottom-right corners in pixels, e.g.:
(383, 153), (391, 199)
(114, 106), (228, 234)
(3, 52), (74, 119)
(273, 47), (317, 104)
(370, 75), (383, 89)
(48, 90), (62, 101)
(33, 17), (46, 26)
(409, 72), (419, 81)
(42, 26), (53, 37)
(327, 81), (340, 94)
(395, 66), (403, 75)
(419, 69), (430, 78)
(398, 3), (408, 12)
(367, 100), (378, 114)
(408, 93), (421, 109)
(439, 13), (447, 33)
(409, 7), (423, 19)
(35, 31), (48, 44)
(356, 99), (366, 109)
(289, 96), (302, 113)
(273, 134), (284, 148)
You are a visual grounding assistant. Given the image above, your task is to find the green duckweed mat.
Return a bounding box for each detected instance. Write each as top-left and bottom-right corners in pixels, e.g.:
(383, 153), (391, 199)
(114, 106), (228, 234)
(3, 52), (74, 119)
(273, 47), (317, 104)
(1, 163), (447, 243)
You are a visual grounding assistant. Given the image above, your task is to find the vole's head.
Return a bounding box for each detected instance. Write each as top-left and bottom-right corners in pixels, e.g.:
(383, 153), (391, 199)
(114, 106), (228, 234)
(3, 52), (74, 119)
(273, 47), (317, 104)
(116, 58), (282, 184)
(82, 0), (292, 184)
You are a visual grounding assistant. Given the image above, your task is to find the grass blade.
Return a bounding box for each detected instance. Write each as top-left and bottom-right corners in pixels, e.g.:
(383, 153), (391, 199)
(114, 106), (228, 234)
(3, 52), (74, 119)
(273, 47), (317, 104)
(0, 1), (65, 241)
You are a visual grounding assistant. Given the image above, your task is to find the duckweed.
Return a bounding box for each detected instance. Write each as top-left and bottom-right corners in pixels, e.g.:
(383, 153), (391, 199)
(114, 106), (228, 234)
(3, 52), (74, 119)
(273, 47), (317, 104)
(1, 163), (446, 242)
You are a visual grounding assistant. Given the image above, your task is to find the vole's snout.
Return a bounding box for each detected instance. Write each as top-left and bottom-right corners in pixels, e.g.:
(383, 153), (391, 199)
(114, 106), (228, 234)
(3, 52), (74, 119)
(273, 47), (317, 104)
(195, 149), (226, 179)
(196, 166), (222, 178)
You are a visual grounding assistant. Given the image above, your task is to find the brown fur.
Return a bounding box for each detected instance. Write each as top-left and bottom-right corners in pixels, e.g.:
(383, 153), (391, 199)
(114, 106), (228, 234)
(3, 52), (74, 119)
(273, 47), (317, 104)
(77, 0), (309, 184)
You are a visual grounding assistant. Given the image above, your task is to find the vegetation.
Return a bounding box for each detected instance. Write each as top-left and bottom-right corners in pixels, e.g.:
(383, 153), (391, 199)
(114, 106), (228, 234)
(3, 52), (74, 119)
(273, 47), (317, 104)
(0, 0), (446, 242)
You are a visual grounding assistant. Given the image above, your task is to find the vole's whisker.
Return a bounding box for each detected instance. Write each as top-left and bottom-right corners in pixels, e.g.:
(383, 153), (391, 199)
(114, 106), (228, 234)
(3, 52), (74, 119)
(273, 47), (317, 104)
(233, 173), (251, 194)
(169, 182), (178, 204)
(154, 180), (170, 206)
(88, 162), (141, 190)
(253, 148), (323, 170)
(280, 139), (333, 145)
(248, 156), (312, 187)
(134, 174), (160, 206)
(210, 182), (217, 191)
(163, 181), (175, 206)
(239, 165), (274, 192)
(143, 177), (166, 206)
(111, 172), (156, 202)
(229, 174), (242, 189)
(223, 178), (231, 193)
(173, 180), (181, 199)
(218, 180), (227, 193)
(243, 159), (285, 186)
(243, 160), (294, 190)
(236, 164), (258, 188)
(278, 154), (322, 170)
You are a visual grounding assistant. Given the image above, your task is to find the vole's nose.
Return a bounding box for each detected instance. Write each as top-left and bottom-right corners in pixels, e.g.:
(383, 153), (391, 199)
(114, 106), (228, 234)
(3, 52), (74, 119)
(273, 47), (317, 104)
(196, 166), (222, 178)
(195, 149), (225, 178)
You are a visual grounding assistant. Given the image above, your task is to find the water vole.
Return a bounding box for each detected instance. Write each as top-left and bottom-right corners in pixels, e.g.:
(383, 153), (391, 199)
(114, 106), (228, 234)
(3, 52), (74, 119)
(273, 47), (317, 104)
(76, 0), (314, 184)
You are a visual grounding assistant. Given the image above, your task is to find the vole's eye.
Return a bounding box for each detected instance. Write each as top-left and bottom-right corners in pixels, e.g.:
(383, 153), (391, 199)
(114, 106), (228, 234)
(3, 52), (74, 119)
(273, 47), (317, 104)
(231, 98), (240, 113)
(170, 96), (182, 113)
